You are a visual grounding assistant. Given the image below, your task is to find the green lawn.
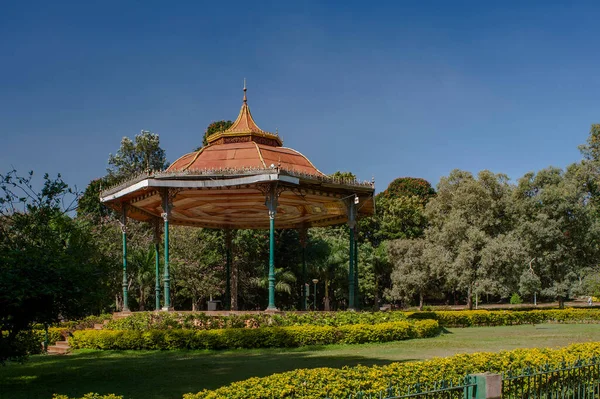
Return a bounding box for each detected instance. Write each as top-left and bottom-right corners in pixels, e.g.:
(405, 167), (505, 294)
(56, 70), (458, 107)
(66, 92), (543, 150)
(2, 323), (600, 399)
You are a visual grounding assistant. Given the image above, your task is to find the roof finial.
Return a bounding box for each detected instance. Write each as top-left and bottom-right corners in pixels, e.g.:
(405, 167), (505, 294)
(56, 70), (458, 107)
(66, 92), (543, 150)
(243, 78), (247, 104)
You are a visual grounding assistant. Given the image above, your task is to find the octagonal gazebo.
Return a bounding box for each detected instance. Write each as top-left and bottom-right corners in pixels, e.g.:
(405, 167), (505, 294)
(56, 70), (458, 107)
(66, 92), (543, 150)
(100, 85), (375, 312)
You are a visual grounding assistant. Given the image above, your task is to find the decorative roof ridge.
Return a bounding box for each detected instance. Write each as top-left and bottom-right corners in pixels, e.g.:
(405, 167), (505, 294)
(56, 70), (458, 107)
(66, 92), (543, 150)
(252, 141), (267, 168)
(279, 146), (325, 176)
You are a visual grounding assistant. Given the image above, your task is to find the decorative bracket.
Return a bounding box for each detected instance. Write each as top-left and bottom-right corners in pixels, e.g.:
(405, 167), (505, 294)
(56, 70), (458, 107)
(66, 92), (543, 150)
(258, 183), (286, 219)
(344, 196), (357, 229)
(160, 188), (182, 221)
(119, 203), (128, 233)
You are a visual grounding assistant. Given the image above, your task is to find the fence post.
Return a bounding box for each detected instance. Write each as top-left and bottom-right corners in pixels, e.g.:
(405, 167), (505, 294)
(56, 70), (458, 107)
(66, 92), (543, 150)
(469, 373), (502, 399)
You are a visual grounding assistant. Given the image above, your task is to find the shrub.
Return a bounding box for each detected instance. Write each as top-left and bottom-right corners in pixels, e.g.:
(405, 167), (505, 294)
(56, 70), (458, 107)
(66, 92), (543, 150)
(510, 293), (523, 305)
(184, 342), (600, 399)
(405, 309), (600, 327)
(70, 320), (439, 351)
(53, 394), (123, 399)
(104, 311), (410, 331)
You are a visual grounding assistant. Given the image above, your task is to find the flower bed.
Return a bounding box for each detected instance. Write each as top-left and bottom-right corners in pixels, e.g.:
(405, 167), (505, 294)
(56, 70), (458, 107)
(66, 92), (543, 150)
(184, 341), (600, 398)
(70, 319), (439, 350)
(104, 308), (600, 332)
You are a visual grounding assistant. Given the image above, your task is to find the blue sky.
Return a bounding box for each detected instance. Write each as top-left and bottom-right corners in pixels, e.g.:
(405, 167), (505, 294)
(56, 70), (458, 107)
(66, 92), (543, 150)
(1, 1), (599, 193)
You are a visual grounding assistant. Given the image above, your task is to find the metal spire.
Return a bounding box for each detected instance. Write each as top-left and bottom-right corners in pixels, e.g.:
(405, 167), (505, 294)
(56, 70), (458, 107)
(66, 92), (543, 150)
(243, 78), (247, 104)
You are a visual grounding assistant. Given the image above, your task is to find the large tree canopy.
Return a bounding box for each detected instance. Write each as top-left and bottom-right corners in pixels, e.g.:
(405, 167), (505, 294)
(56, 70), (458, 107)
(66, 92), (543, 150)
(0, 171), (112, 362)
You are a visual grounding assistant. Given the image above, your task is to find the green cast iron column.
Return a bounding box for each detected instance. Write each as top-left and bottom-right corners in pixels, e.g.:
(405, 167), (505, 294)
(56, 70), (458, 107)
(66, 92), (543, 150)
(265, 184), (279, 311)
(162, 213), (171, 310)
(154, 241), (160, 311)
(347, 197), (357, 310)
(267, 212), (277, 310)
(121, 206), (129, 312)
(354, 229), (359, 310)
(225, 230), (232, 310)
(348, 226), (355, 309)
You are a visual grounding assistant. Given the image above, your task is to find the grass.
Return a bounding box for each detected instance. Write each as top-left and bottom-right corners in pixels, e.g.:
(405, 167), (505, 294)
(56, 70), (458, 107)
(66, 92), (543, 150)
(2, 323), (600, 399)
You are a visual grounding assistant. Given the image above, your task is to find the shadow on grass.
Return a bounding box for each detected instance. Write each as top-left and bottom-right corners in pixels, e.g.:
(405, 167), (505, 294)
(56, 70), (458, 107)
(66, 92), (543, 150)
(1, 348), (416, 399)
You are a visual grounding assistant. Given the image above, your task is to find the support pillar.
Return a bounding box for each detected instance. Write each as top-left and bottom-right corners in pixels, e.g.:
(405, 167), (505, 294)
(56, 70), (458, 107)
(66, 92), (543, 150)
(346, 196), (357, 310)
(265, 184), (280, 311)
(299, 227), (308, 311)
(225, 229), (232, 310)
(354, 224), (359, 310)
(153, 220), (161, 311)
(161, 189), (175, 311)
(120, 204), (130, 312)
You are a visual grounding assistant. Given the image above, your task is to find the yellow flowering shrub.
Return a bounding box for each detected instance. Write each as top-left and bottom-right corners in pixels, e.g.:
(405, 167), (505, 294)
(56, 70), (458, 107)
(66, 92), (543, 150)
(407, 309), (600, 327)
(52, 394), (123, 399)
(70, 320), (439, 350)
(184, 342), (600, 399)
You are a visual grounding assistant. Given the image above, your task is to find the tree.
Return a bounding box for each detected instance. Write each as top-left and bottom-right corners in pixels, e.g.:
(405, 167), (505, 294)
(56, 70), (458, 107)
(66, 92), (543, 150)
(199, 121), (233, 149)
(424, 170), (515, 309)
(0, 170), (111, 362)
(388, 238), (447, 310)
(513, 165), (600, 308)
(379, 177), (436, 204)
(170, 227), (224, 311)
(107, 130), (168, 181)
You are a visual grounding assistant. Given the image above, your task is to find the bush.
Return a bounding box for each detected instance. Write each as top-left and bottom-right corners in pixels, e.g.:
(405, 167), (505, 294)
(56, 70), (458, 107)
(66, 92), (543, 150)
(70, 320), (439, 351)
(104, 311), (410, 331)
(405, 309), (600, 327)
(53, 394), (123, 399)
(105, 308), (600, 333)
(2, 327), (70, 355)
(510, 293), (523, 305)
(184, 341), (600, 399)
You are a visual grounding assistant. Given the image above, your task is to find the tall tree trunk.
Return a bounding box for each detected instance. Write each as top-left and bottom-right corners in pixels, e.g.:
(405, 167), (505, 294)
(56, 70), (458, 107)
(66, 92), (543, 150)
(231, 263), (238, 310)
(558, 297), (565, 309)
(139, 288), (145, 311)
(467, 285), (473, 310)
(373, 275), (380, 311)
(419, 292), (424, 311)
(324, 278), (330, 311)
(192, 298), (197, 312)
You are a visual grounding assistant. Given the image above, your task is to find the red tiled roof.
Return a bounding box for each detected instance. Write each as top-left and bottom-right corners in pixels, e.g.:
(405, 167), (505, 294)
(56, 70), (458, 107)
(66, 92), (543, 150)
(167, 142), (323, 175)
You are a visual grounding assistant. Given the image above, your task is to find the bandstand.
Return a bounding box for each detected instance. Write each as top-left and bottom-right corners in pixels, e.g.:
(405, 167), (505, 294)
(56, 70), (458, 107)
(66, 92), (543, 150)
(100, 85), (375, 312)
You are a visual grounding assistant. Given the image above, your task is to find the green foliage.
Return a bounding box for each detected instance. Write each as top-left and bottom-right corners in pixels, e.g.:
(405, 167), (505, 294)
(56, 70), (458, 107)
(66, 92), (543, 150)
(104, 311), (411, 330)
(510, 293), (523, 305)
(388, 238), (445, 309)
(0, 170), (112, 362)
(107, 130), (168, 180)
(53, 394), (123, 399)
(406, 309), (600, 327)
(70, 320), (439, 350)
(379, 177), (436, 204)
(200, 120), (233, 148)
(184, 342), (600, 398)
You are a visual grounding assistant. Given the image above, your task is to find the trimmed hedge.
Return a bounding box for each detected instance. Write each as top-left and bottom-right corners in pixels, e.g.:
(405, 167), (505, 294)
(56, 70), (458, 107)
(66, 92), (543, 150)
(105, 308), (600, 332)
(104, 311), (410, 331)
(70, 320), (439, 350)
(406, 309), (600, 327)
(184, 341), (600, 399)
(53, 394), (122, 399)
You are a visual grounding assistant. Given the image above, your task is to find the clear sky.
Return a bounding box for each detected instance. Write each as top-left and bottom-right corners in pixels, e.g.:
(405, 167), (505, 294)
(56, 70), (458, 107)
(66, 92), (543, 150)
(1, 1), (599, 193)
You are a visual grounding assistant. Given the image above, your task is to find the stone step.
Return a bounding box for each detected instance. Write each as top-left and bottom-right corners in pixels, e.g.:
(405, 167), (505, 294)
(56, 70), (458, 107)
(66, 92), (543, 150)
(93, 323), (104, 330)
(54, 340), (70, 348)
(47, 344), (70, 355)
